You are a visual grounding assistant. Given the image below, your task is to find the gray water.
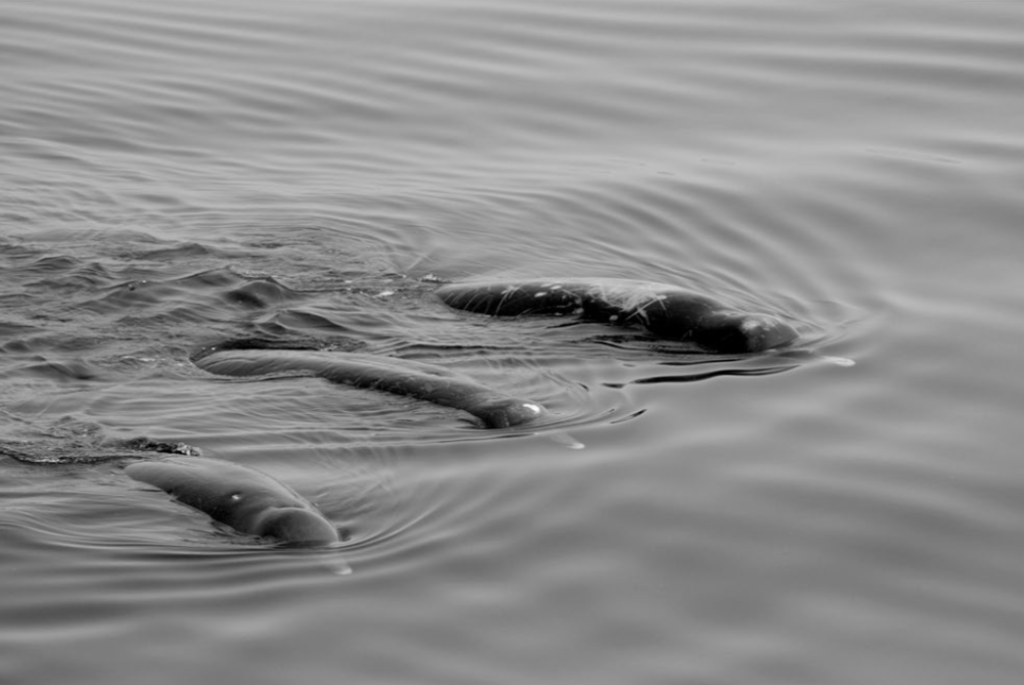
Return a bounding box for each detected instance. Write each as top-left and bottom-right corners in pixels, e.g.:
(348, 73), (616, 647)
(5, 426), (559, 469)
(3, 1), (1024, 683)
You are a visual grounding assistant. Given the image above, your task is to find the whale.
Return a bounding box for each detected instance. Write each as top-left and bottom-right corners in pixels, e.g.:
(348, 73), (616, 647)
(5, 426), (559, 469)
(125, 456), (341, 548)
(192, 347), (546, 428)
(436, 278), (798, 354)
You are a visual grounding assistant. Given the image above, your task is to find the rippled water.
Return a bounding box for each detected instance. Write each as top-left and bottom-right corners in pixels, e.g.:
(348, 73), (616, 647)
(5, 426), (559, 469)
(3, 0), (1024, 683)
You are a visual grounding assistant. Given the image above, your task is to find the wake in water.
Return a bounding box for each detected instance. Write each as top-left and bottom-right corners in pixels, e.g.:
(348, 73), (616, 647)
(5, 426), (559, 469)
(0, 235), (843, 570)
(0, 436), (201, 465)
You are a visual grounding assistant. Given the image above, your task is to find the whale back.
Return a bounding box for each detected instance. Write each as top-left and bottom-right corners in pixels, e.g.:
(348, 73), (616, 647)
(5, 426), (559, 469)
(437, 278), (797, 353)
(126, 457), (339, 546)
(193, 348), (547, 429)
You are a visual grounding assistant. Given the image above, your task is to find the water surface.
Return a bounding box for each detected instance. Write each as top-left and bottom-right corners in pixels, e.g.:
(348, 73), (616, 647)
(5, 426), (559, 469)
(3, 1), (1024, 684)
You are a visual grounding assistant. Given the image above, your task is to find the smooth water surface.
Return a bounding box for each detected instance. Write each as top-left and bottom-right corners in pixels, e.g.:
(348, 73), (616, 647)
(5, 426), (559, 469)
(2, 1), (1024, 683)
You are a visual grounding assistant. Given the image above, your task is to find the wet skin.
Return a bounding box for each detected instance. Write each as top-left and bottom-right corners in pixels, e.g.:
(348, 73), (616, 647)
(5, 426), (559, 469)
(436, 278), (798, 354)
(193, 348), (547, 428)
(126, 456), (339, 546)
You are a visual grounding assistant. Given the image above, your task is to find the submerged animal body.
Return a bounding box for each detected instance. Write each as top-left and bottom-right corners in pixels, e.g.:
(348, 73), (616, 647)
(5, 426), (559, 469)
(125, 456), (340, 547)
(436, 278), (798, 354)
(192, 347), (546, 428)
(6, 275), (799, 565)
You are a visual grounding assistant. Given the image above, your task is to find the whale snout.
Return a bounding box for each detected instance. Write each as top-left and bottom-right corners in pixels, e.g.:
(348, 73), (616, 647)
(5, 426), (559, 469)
(694, 312), (798, 353)
(257, 507), (341, 546)
(740, 315), (799, 352)
(475, 398), (548, 428)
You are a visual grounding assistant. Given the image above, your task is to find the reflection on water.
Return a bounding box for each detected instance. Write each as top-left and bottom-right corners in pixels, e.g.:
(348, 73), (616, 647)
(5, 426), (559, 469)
(3, 0), (1024, 683)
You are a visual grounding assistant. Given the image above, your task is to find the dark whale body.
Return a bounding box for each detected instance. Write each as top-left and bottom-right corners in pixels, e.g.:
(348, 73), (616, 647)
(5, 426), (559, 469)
(192, 348), (546, 428)
(126, 456), (340, 547)
(436, 278), (798, 354)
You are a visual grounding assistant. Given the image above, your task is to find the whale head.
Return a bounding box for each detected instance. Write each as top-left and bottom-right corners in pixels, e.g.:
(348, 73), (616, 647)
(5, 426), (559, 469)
(475, 398), (548, 428)
(255, 507), (341, 546)
(693, 312), (798, 353)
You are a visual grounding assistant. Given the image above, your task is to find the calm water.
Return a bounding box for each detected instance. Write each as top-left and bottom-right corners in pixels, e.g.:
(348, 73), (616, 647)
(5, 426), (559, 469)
(3, 0), (1024, 683)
